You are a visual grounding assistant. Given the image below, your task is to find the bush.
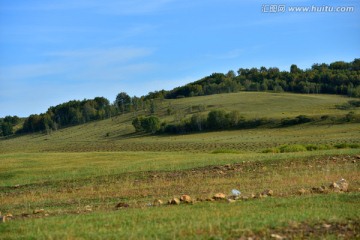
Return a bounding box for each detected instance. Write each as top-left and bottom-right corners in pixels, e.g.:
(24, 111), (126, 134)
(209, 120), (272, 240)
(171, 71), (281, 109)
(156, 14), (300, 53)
(262, 148), (280, 153)
(335, 143), (360, 149)
(132, 116), (161, 134)
(279, 144), (307, 153)
(348, 100), (360, 107)
(305, 144), (332, 151)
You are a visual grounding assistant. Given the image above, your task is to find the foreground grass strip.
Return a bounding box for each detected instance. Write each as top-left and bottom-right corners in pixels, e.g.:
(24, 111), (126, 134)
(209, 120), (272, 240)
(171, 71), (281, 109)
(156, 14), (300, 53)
(1, 149), (360, 187)
(1, 193), (359, 239)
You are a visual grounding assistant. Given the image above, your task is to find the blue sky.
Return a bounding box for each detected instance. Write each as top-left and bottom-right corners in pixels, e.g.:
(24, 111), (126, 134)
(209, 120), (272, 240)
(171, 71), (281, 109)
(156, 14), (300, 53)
(1, 0), (359, 117)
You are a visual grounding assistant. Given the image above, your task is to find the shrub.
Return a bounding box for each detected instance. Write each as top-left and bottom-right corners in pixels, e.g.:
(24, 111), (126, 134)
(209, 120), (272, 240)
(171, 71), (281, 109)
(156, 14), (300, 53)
(305, 144), (318, 151)
(262, 148), (280, 153)
(279, 144), (307, 153)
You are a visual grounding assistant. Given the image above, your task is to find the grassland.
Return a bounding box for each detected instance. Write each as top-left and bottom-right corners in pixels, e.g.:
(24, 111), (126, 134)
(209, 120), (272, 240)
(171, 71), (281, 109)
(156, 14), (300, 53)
(1, 92), (360, 239)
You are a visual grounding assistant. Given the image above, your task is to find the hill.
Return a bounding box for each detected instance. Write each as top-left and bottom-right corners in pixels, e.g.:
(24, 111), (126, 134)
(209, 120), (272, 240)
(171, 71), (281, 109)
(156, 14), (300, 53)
(1, 91), (360, 239)
(1, 92), (359, 153)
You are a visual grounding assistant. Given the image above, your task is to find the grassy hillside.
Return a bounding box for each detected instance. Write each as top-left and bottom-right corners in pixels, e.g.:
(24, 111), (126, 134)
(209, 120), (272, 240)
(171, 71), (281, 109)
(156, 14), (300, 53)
(1, 92), (360, 239)
(1, 92), (359, 153)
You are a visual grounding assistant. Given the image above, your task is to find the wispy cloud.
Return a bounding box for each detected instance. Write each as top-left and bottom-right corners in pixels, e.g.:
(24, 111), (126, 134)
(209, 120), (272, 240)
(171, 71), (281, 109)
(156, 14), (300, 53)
(0, 46), (155, 84)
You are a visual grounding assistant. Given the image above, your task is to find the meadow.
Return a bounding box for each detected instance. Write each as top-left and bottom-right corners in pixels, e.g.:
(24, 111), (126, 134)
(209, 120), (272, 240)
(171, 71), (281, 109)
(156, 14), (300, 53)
(1, 92), (360, 239)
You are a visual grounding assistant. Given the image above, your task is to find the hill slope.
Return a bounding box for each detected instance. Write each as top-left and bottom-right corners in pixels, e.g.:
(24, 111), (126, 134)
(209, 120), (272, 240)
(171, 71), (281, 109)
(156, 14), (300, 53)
(1, 92), (359, 153)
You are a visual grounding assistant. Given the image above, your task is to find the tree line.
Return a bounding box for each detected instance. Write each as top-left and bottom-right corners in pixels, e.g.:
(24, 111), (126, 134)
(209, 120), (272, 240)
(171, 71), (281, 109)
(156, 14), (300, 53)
(132, 107), (360, 135)
(0, 116), (21, 136)
(20, 97), (112, 134)
(1, 59), (359, 136)
(154, 59), (360, 99)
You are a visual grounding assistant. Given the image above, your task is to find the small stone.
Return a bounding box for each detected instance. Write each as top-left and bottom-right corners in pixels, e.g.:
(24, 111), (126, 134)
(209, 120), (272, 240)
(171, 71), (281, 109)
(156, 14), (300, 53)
(250, 193), (256, 199)
(329, 182), (341, 192)
(322, 223), (331, 229)
(115, 202), (129, 209)
(270, 233), (284, 240)
(180, 195), (192, 203)
(213, 193), (226, 200)
(262, 189), (274, 196)
(169, 198), (180, 205)
(44, 213), (49, 217)
(256, 193), (265, 198)
(227, 199), (236, 203)
(33, 209), (45, 214)
(14, 184), (20, 188)
(336, 178), (349, 192)
(298, 188), (307, 195)
(352, 160), (356, 163)
(153, 199), (163, 206)
(84, 205), (92, 212)
(311, 186), (327, 194)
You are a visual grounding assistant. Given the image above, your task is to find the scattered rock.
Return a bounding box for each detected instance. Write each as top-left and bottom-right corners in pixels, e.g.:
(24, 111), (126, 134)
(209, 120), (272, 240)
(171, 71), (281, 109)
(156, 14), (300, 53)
(356, 155), (360, 159)
(262, 189), (274, 196)
(180, 195), (192, 203)
(115, 202), (129, 209)
(298, 188), (307, 195)
(84, 205), (92, 212)
(213, 193), (226, 200)
(336, 178), (349, 192)
(33, 209), (45, 214)
(13, 184), (20, 189)
(169, 198), (180, 205)
(322, 223), (331, 229)
(227, 199), (236, 204)
(5, 213), (13, 219)
(352, 160), (356, 163)
(255, 193), (265, 199)
(231, 189), (241, 198)
(250, 193), (256, 199)
(153, 199), (163, 206)
(311, 186), (327, 194)
(329, 182), (341, 192)
(270, 233), (285, 240)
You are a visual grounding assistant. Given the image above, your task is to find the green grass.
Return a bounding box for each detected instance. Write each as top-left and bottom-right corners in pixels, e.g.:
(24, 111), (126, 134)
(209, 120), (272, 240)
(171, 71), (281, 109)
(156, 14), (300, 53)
(1, 92), (360, 239)
(1, 92), (359, 154)
(1, 194), (359, 239)
(1, 149), (360, 187)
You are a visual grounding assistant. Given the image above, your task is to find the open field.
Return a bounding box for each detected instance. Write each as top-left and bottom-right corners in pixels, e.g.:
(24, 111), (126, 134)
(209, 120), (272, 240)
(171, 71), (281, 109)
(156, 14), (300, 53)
(1, 92), (360, 239)
(1, 151), (360, 239)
